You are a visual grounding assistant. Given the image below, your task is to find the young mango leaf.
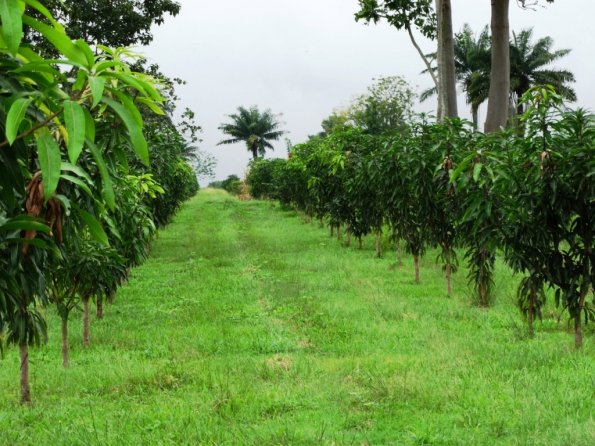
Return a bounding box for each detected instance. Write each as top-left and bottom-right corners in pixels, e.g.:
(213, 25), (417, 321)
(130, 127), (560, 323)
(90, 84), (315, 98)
(61, 161), (93, 183)
(74, 207), (109, 246)
(63, 100), (85, 163)
(87, 141), (116, 210)
(36, 128), (62, 201)
(74, 39), (95, 67)
(5, 97), (32, 144)
(102, 97), (149, 165)
(88, 76), (105, 107)
(22, 16), (87, 67)
(0, 0), (23, 55)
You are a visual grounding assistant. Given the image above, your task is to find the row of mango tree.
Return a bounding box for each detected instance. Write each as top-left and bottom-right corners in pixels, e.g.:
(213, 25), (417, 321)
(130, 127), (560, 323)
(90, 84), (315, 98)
(247, 87), (594, 349)
(0, 2), (198, 403)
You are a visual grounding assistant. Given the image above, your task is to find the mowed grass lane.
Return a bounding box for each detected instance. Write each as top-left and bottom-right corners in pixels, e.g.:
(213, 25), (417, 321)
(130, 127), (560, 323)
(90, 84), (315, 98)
(0, 188), (593, 445)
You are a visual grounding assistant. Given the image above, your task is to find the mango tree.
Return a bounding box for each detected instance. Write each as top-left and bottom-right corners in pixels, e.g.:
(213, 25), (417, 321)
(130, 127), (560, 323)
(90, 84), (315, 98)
(0, 1), (163, 403)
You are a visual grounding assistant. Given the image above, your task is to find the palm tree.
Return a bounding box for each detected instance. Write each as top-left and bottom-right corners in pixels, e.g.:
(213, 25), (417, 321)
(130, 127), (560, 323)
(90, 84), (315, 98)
(510, 28), (576, 115)
(218, 106), (286, 160)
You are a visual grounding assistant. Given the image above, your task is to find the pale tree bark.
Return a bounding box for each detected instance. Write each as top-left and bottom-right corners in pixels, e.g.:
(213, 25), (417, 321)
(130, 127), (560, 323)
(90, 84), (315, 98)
(406, 25), (441, 118)
(414, 255), (421, 284)
(82, 297), (90, 347)
(485, 0), (511, 132)
(375, 229), (382, 258)
(434, 0), (445, 120)
(439, 0), (458, 118)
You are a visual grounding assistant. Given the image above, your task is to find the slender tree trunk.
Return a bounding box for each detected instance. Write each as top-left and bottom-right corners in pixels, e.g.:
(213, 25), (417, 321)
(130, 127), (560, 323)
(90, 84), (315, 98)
(527, 292), (535, 338)
(575, 289), (587, 349)
(439, 0), (458, 119)
(319, 217), (324, 228)
(20, 343), (31, 404)
(82, 297), (90, 348)
(345, 225), (351, 247)
(358, 237), (363, 249)
(485, 0), (511, 132)
(330, 225), (334, 237)
(61, 317), (70, 368)
(396, 239), (403, 267)
(414, 254), (420, 284)
(434, 0), (445, 120)
(472, 104), (479, 131)
(375, 229), (382, 258)
(96, 299), (103, 320)
(479, 279), (488, 307)
(336, 224), (342, 241)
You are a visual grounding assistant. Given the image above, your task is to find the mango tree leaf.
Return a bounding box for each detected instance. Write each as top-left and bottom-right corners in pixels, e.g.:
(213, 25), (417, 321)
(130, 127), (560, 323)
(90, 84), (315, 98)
(102, 97), (148, 165)
(0, 216), (50, 233)
(74, 207), (108, 246)
(36, 128), (62, 201)
(88, 76), (105, 108)
(63, 100), (85, 163)
(0, 0), (23, 55)
(87, 141), (115, 210)
(22, 16), (87, 67)
(5, 97), (32, 144)
(60, 174), (93, 197)
(83, 108), (96, 142)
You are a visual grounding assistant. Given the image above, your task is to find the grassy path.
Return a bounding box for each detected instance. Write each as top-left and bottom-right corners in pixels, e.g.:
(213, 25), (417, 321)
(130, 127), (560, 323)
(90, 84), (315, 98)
(0, 189), (593, 445)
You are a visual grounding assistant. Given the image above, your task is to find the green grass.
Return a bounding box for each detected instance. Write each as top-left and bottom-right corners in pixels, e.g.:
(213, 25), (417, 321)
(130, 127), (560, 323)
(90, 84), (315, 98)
(1, 188), (593, 445)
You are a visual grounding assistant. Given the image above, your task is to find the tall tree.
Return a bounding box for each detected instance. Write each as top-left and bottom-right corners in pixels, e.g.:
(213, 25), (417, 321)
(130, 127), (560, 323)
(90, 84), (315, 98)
(25, 0), (180, 49)
(218, 106), (286, 160)
(436, 0), (458, 119)
(485, 0), (511, 132)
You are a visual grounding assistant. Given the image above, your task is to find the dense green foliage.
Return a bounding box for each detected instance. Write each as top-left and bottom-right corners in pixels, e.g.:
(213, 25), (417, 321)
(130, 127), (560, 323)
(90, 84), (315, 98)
(1, 190), (592, 444)
(247, 88), (594, 348)
(0, 0), (198, 403)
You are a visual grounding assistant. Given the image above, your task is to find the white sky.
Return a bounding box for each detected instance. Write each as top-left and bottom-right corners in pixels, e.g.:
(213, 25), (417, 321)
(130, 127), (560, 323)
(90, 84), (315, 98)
(144, 0), (595, 182)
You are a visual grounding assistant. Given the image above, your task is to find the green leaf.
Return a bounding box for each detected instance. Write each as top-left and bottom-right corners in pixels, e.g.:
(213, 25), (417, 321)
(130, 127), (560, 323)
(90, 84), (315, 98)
(88, 76), (105, 108)
(83, 108), (96, 143)
(472, 162), (483, 182)
(136, 97), (165, 116)
(36, 129), (62, 201)
(0, 216), (50, 233)
(60, 174), (93, 197)
(74, 39), (95, 67)
(61, 162), (93, 183)
(5, 97), (32, 144)
(0, 0), (23, 55)
(63, 100), (86, 164)
(87, 141), (115, 210)
(22, 16), (87, 67)
(102, 97), (149, 165)
(23, 0), (63, 30)
(75, 207), (108, 246)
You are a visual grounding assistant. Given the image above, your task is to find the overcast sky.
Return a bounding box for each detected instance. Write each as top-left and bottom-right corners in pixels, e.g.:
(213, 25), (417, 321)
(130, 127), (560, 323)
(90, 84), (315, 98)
(145, 0), (595, 182)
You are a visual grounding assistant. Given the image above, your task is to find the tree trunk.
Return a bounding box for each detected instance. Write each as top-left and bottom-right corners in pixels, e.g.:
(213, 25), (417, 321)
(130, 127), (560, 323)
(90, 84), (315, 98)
(19, 343), (31, 404)
(375, 230), (382, 258)
(485, 0), (510, 132)
(345, 226), (351, 247)
(445, 264), (453, 296)
(434, 0), (445, 120)
(61, 317), (69, 368)
(472, 104), (479, 131)
(330, 225), (334, 237)
(528, 293), (535, 338)
(414, 254), (420, 284)
(358, 237), (363, 249)
(336, 225), (342, 241)
(96, 299), (103, 320)
(396, 239), (403, 267)
(575, 289), (587, 349)
(439, 0), (458, 119)
(83, 297), (90, 348)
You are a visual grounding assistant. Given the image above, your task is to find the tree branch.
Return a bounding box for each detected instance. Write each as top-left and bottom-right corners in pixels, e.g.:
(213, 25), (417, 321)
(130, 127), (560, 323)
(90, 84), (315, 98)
(407, 25), (439, 89)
